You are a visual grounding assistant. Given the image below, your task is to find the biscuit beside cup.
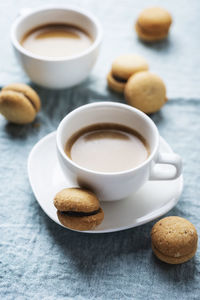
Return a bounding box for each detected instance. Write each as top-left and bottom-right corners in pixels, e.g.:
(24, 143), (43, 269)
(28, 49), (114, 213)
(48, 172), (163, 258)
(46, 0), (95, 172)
(151, 216), (198, 264)
(54, 187), (104, 231)
(0, 83), (41, 124)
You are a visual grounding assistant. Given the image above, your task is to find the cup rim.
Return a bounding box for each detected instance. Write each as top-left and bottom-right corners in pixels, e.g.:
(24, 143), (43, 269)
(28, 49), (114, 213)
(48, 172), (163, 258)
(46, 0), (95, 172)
(56, 102), (160, 176)
(10, 5), (103, 62)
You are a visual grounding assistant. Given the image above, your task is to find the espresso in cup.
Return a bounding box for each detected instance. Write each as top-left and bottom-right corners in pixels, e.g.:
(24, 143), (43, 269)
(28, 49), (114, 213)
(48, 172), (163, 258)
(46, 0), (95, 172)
(20, 23), (93, 58)
(65, 123), (150, 173)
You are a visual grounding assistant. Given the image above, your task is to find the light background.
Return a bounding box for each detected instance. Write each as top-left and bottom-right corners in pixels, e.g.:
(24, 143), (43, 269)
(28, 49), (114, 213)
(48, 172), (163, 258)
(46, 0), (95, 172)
(0, 1), (200, 299)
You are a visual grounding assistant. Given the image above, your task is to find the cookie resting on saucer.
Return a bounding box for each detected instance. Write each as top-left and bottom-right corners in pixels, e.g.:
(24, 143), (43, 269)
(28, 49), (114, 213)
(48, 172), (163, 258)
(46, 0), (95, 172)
(54, 187), (104, 231)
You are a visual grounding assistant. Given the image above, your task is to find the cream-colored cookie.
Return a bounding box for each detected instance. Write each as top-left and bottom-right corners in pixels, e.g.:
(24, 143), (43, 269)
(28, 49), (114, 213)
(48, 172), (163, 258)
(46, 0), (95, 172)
(135, 7), (172, 42)
(151, 216), (198, 264)
(0, 83), (41, 124)
(124, 71), (167, 114)
(54, 187), (104, 231)
(107, 54), (149, 93)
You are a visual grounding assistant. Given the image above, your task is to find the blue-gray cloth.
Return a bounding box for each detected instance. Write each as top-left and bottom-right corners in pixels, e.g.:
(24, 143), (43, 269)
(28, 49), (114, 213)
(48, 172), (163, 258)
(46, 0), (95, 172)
(1, 1), (200, 299)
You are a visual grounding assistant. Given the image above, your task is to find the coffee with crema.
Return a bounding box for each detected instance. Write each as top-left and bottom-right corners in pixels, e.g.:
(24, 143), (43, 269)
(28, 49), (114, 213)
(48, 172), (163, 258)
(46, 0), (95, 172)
(65, 123), (150, 173)
(21, 23), (93, 58)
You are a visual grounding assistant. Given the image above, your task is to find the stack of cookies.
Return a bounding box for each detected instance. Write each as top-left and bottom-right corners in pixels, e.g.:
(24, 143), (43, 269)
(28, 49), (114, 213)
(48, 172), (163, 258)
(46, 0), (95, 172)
(107, 54), (149, 94)
(107, 53), (167, 114)
(107, 7), (173, 114)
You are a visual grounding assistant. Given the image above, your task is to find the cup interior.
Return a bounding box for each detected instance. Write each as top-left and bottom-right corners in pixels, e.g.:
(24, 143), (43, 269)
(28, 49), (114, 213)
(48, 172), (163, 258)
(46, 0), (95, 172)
(57, 102), (159, 169)
(12, 7), (100, 58)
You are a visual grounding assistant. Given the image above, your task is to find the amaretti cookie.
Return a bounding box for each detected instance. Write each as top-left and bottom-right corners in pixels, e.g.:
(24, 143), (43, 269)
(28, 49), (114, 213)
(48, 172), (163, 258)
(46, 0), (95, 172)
(151, 216), (198, 264)
(135, 7), (172, 42)
(124, 71), (167, 114)
(107, 54), (149, 93)
(0, 83), (41, 124)
(54, 187), (104, 231)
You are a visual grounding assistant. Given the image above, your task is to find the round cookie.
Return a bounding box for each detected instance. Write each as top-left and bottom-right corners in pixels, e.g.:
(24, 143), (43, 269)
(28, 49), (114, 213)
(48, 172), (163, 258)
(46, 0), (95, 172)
(124, 71), (167, 114)
(107, 54), (149, 93)
(135, 7), (172, 42)
(54, 187), (104, 231)
(151, 216), (198, 264)
(0, 83), (41, 124)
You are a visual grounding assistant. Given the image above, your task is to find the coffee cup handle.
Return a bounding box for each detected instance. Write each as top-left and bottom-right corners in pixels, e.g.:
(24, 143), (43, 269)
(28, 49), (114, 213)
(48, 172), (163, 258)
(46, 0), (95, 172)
(149, 153), (182, 180)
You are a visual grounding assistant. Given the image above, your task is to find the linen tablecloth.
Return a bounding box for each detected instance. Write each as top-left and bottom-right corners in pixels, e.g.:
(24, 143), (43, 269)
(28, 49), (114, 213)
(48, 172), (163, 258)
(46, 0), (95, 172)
(0, 0), (200, 299)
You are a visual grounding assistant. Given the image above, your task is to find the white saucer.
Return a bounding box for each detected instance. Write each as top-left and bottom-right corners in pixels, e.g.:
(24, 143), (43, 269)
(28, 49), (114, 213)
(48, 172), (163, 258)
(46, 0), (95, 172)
(27, 131), (183, 233)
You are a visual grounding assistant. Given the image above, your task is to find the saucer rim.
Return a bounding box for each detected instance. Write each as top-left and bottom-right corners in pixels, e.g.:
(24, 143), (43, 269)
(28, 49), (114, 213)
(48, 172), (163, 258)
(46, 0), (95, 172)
(27, 131), (183, 234)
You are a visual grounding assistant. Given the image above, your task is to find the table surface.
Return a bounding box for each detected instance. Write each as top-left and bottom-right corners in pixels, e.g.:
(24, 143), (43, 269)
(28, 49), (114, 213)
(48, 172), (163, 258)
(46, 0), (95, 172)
(0, 0), (200, 299)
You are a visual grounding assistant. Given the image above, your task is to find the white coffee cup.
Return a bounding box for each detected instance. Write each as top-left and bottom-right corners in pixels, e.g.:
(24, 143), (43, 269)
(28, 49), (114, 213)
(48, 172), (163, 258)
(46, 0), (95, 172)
(10, 6), (102, 89)
(56, 102), (182, 201)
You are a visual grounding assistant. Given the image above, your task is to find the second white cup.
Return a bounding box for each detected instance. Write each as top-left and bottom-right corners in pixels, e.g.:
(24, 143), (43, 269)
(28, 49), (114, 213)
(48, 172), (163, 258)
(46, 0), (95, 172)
(11, 6), (102, 89)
